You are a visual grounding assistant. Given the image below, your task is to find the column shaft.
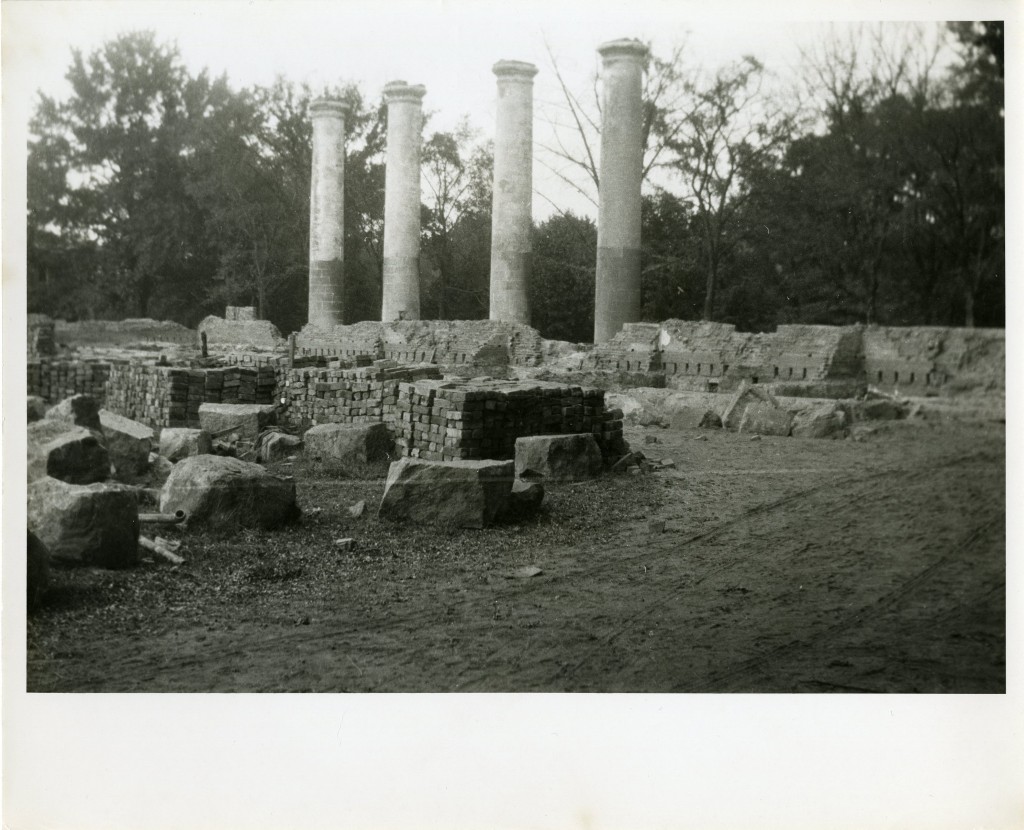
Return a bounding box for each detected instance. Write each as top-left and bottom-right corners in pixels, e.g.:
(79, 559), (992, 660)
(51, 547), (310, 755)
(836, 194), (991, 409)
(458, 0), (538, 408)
(382, 82), (426, 321)
(489, 61), (538, 324)
(594, 39), (649, 343)
(308, 98), (349, 328)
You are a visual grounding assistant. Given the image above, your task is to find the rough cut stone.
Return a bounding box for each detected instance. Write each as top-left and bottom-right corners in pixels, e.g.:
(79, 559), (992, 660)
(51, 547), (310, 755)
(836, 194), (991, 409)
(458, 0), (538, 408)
(304, 422), (392, 464)
(27, 477), (139, 568)
(667, 407), (723, 431)
(738, 403), (794, 437)
(159, 428), (213, 462)
(260, 432), (303, 463)
(27, 396), (47, 422)
(514, 433), (603, 482)
(792, 403), (847, 439)
(159, 455), (299, 529)
(378, 458), (515, 528)
(198, 403), (277, 442)
(45, 394), (102, 431)
(721, 382), (780, 431)
(27, 531), (51, 610)
(100, 409), (153, 476)
(28, 420), (110, 484)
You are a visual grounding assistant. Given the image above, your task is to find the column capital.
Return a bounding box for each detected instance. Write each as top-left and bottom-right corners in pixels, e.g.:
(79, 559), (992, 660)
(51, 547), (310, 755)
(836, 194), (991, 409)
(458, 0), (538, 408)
(383, 81), (427, 104)
(492, 60), (539, 82)
(597, 38), (650, 67)
(310, 97), (350, 119)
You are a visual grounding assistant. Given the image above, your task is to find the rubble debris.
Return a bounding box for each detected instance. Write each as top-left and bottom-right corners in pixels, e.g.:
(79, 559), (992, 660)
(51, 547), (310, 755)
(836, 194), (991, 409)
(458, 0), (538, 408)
(159, 455), (299, 530)
(514, 565), (543, 578)
(158, 428), (213, 462)
(348, 500), (366, 518)
(28, 420), (110, 485)
(514, 433), (603, 482)
(303, 422), (392, 464)
(258, 430), (303, 463)
(721, 381), (781, 431)
(334, 538), (357, 551)
(377, 458), (515, 528)
(28, 477), (140, 568)
(139, 535), (184, 565)
(857, 398), (907, 421)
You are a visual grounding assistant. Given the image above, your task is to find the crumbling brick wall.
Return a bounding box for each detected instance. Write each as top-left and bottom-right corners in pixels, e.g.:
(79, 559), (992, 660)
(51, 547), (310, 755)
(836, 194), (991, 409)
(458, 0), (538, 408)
(54, 318), (198, 348)
(198, 315), (284, 351)
(862, 326), (1004, 393)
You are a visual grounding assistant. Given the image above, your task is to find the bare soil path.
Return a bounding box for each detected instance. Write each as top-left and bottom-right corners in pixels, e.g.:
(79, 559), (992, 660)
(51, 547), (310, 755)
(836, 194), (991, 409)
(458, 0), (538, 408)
(27, 418), (1005, 692)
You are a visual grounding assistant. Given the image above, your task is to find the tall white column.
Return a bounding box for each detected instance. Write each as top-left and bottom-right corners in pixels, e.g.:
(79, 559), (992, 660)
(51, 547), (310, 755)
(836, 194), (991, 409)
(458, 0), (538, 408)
(594, 39), (649, 343)
(308, 97), (349, 328)
(489, 60), (538, 324)
(381, 81), (426, 321)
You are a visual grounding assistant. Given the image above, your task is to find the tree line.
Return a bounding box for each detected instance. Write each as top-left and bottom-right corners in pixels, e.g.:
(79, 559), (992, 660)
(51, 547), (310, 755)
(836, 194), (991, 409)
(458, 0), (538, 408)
(27, 23), (1003, 343)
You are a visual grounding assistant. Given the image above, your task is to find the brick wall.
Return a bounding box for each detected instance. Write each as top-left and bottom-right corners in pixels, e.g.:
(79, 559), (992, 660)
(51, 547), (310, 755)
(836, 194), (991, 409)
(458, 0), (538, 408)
(28, 359), (112, 404)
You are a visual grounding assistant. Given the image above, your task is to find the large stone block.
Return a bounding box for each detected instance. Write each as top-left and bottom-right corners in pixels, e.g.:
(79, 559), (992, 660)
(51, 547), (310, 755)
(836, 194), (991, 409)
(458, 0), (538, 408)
(45, 393), (102, 431)
(159, 455), (299, 529)
(514, 433), (603, 481)
(100, 409), (154, 476)
(378, 458), (515, 528)
(259, 431), (303, 463)
(27, 531), (51, 610)
(28, 420), (110, 484)
(198, 403), (277, 442)
(159, 428), (213, 462)
(721, 382), (780, 431)
(27, 477), (139, 568)
(304, 422), (392, 464)
(792, 403), (847, 439)
(738, 403), (793, 437)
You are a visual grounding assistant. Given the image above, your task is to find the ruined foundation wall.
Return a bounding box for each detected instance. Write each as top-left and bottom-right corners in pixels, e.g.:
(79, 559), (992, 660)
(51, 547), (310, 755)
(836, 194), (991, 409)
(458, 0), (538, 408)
(28, 314), (56, 358)
(198, 316), (285, 351)
(54, 318), (199, 348)
(862, 326), (1004, 393)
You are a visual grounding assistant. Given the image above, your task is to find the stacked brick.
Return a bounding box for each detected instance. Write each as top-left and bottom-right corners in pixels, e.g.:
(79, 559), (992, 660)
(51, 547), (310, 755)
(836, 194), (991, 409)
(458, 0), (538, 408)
(279, 363), (441, 430)
(104, 364), (279, 429)
(27, 360), (111, 404)
(393, 380), (623, 462)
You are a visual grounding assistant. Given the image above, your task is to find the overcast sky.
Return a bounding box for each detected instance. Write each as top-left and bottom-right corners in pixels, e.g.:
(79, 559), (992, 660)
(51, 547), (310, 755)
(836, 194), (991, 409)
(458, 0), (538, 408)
(2, 0), (966, 220)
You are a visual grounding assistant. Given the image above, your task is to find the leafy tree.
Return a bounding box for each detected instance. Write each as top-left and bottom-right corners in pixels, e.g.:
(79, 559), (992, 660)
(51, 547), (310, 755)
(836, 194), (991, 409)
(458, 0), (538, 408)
(530, 211), (596, 342)
(420, 120), (493, 320)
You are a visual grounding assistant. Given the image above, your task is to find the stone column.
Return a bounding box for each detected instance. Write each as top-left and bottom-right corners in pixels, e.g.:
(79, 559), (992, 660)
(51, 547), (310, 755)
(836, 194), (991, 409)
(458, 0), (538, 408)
(381, 81), (426, 321)
(489, 60), (538, 325)
(308, 97), (349, 328)
(594, 39), (649, 343)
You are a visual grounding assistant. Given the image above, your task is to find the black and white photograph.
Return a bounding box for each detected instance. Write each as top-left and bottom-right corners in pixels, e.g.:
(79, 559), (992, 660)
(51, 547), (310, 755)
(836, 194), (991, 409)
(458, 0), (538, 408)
(3, 0), (1020, 827)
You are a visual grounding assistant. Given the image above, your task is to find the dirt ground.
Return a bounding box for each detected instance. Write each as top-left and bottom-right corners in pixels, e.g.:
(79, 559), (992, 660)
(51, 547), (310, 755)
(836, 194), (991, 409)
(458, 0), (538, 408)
(27, 416), (1005, 693)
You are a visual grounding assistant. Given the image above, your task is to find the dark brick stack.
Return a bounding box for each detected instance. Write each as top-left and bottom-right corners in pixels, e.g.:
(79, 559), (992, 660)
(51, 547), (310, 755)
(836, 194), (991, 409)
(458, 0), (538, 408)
(279, 362), (441, 430)
(393, 379), (624, 462)
(27, 360), (112, 404)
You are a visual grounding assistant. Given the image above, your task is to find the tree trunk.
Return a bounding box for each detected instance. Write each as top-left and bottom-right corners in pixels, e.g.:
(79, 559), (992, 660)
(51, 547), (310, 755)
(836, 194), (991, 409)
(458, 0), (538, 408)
(964, 286), (975, 328)
(702, 260), (716, 321)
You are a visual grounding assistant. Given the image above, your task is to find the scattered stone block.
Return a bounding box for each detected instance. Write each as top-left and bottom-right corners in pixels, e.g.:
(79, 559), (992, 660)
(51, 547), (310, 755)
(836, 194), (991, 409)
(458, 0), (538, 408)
(159, 455), (299, 530)
(27, 531), (50, 610)
(378, 458), (515, 529)
(334, 538), (357, 551)
(45, 394), (102, 431)
(667, 407), (723, 431)
(159, 428), (213, 462)
(348, 500), (366, 518)
(198, 403), (278, 442)
(28, 420), (110, 484)
(27, 477), (139, 568)
(259, 431), (303, 463)
(304, 422), (392, 464)
(721, 382), (779, 431)
(792, 403), (847, 439)
(738, 403), (793, 437)
(100, 409), (154, 476)
(514, 433), (603, 482)
(27, 396), (47, 422)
